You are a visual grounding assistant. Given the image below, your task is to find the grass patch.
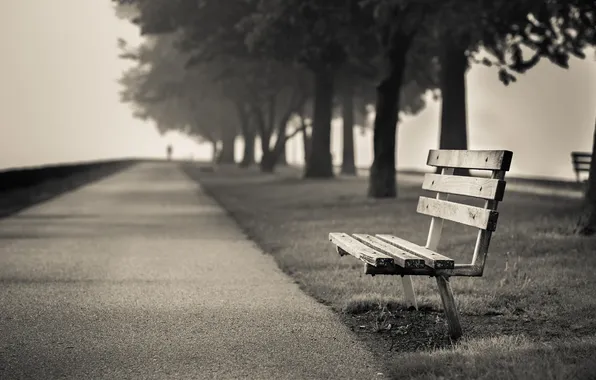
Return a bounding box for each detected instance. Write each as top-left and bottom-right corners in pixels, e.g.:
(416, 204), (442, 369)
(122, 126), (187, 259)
(182, 163), (596, 379)
(399, 334), (596, 379)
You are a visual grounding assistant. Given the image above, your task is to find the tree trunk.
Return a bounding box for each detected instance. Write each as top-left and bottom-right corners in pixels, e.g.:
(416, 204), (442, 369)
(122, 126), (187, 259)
(341, 78), (356, 175)
(304, 67), (334, 178)
(261, 111), (296, 173)
(299, 109), (312, 165)
(367, 37), (411, 198)
(219, 125), (236, 164)
(249, 103), (274, 173)
(302, 122), (311, 165)
(258, 120), (276, 173)
(239, 128), (255, 168)
(438, 40), (469, 176)
(211, 140), (218, 164)
(578, 117), (596, 235)
(260, 151), (276, 172)
(236, 102), (255, 168)
(259, 139), (284, 173)
(278, 122), (288, 166)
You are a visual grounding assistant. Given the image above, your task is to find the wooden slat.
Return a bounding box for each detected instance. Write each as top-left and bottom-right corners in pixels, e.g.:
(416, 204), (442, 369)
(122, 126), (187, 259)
(329, 232), (394, 267)
(571, 152), (591, 159)
(352, 234), (425, 269)
(572, 158), (591, 164)
(574, 161), (591, 166)
(376, 234), (455, 269)
(422, 173), (506, 200)
(364, 263), (483, 277)
(573, 163), (591, 170)
(427, 150), (513, 171)
(574, 167), (590, 172)
(416, 197), (499, 231)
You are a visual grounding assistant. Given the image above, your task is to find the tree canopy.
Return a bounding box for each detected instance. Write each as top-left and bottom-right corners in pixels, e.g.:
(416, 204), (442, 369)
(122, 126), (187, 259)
(113, 0), (595, 194)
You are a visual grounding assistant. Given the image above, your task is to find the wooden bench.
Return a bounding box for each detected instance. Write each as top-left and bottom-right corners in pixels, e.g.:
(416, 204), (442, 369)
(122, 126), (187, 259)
(329, 149), (513, 339)
(571, 152), (591, 183)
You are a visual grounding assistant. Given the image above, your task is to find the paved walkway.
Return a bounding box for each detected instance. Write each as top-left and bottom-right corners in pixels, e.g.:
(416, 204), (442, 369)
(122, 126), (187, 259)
(0, 163), (386, 379)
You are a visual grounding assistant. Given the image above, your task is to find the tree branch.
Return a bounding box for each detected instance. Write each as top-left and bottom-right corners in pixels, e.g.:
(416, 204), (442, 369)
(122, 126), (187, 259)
(284, 124), (307, 142)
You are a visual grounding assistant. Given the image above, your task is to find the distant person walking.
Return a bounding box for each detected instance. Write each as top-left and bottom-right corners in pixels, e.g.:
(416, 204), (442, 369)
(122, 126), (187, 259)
(167, 145), (173, 161)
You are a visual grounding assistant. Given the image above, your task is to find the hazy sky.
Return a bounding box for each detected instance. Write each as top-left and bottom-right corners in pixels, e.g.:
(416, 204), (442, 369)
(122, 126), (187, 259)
(0, 0), (205, 170)
(0, 1), (595, 180)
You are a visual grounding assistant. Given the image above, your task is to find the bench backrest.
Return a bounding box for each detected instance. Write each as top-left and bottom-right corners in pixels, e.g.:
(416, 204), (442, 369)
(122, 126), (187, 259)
(571, 152), (591, 172)
(417, 149), (513, 271)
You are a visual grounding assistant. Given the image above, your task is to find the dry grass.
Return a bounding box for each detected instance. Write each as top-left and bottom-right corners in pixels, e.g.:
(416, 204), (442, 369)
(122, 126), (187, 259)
(399, 335), (596, 380)
(182, 163), (596, 379)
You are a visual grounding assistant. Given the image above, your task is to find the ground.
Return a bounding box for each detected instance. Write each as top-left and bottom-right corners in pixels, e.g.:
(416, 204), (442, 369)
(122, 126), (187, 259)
(183, 163), (596, 379)
(0, 163), (388, 379)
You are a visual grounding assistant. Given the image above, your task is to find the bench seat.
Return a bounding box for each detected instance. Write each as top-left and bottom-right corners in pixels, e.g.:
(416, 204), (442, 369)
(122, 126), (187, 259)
(329, 232), (489, 277)
(330, 232), (453, 269)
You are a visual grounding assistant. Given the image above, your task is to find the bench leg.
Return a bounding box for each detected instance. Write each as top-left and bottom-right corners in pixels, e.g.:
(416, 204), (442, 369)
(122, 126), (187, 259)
(435, 276), (463, 339)
(401, 275), (418, 310)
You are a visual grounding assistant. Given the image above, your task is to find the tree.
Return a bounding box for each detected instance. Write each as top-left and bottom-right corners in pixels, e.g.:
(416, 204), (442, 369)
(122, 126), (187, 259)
(339, 75), (356, 175)
(235, 101), (256, 168)
(116, 0), (433, 183)
(335, 71), (379, 176)
(435, 32), (470, 175)
(115, 0), (314, 171)
(245, 1), (438, 186)
(361, 1), (437, 197)
(434, 0), (595, 166)
(432, 0), (594, 231)
(117, 34), (242, 163)
(244, 1), (363, 178)
(247, 63), (311, 172)
(213, 58), (312, 172)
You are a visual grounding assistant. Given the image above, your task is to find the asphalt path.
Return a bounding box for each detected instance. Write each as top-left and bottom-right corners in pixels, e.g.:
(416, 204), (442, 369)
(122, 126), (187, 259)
(0, 162), (386, 380)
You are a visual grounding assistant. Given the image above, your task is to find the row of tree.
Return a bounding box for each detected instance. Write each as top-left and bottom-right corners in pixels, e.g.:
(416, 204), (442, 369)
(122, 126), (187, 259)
(117, 30), (379, 174)
(113, 0), (596, 233)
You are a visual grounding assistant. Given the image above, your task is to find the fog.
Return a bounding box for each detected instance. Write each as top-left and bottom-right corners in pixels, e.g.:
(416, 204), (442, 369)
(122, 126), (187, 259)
(0, 0), (594, 180)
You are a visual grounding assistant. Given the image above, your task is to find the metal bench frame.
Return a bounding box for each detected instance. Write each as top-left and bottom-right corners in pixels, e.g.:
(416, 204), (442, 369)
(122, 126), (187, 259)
(329, 149), (513, 339)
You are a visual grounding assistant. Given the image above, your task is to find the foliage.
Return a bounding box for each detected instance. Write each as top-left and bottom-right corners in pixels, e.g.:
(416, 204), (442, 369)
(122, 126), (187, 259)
(117, 33), (234, 143)
(429, 0), (596, 85)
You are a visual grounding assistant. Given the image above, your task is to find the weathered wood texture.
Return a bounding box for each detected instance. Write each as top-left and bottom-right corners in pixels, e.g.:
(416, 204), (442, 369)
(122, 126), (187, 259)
(427, 149), (513, 171)
(329, 233), (394, 267)
(422, 174), (506, 200)
(376, 234), (454, 269)
(353, 234), (426, 269)
(424, 167), (454, 253)
(401, 276), (418, 309)
(436, 276), (463, 339)
(416, 197), (500, 231)
(363, 263), (483, 277)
